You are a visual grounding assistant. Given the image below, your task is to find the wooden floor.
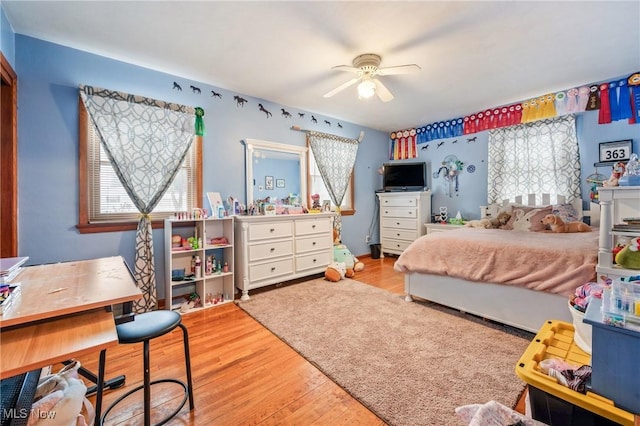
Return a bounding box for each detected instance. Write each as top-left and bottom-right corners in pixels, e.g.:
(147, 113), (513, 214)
(72, 254), (524, 425)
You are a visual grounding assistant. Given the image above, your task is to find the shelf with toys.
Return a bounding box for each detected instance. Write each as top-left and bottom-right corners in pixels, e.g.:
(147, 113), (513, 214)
(164, 213), (235, 313)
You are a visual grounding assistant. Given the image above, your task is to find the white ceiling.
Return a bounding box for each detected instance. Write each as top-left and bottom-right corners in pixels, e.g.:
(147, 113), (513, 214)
(4, 1), (640, 133)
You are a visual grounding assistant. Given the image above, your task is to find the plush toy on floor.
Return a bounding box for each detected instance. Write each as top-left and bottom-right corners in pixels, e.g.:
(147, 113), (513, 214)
(325, 262), (351, 282)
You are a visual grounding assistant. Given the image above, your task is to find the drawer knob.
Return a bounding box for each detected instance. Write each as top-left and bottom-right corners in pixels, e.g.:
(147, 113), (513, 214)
(312, 224), (316, 228)
(313, 259), (317, 263)
(270, 228), (275, 232)
(270, 247), (275, 252)
(396, 222), (400, 225)
(312, 242), (316, 246)
(271, 267), (276, 272)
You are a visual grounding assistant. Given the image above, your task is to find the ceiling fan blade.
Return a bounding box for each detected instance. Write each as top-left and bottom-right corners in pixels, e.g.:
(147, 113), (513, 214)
(331, 65), (362, 74)
(376, 64), (421, 76)
(373, 78), (394, 102)
(323, 77), (360, 98)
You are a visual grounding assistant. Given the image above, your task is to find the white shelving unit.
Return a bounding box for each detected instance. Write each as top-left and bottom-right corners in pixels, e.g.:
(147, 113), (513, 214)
(596, 186), (640, 283)
(164, 216), (235, 313)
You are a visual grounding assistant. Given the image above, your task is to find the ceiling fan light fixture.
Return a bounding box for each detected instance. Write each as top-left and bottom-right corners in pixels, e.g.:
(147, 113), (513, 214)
(357, 79), (376, 99)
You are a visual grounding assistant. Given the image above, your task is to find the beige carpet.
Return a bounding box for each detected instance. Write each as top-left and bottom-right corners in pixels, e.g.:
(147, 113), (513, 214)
(238, 278), (532, 426)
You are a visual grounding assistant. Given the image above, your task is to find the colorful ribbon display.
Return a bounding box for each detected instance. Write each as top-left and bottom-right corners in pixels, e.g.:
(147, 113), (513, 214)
(391, 71), (640, 143)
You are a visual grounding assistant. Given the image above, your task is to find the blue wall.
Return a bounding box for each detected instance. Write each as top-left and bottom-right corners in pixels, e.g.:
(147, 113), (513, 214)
(0, 5), (15, 66)
(3, 23), (639, 301)
(12, 35), (389, 300)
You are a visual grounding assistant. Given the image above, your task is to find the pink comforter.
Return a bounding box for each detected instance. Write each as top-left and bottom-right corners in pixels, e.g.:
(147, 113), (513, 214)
(394, 228), (598, 297)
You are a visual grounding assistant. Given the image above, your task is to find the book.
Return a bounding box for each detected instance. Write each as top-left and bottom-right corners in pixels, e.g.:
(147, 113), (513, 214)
(0, 256), (28, 277)
(613, 223), (640, 232)
(0, 283), (21, 315)
(0, 266), (23, 284)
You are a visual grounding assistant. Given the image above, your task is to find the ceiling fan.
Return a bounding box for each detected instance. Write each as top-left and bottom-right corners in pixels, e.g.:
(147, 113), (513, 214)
(323, 53), (421, 102)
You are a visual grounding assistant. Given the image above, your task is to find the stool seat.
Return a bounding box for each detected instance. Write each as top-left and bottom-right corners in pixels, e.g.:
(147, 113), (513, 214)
(97, 309), (194, 426)
(117, 310), (182, 343)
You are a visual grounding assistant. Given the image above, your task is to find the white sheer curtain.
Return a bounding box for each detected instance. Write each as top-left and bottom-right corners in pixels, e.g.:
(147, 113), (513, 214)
(80, 85), (197, 312)
(487, 115), (581, 204)
(306, 131), (360, 240)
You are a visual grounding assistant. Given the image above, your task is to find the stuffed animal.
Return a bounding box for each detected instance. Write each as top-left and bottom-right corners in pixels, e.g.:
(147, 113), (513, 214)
(325, 262), (350, 282)
(615, 237), (640, 269)
(603, 161), (626, 187)
(465, 211), (511, 229)
(333, 244), (365, 272)
(541, 214), (591, 233)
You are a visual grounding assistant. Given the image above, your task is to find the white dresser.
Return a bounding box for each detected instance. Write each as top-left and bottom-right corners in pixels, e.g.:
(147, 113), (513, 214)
(234, 213), (334, 300)
(377, 191), (431, 256)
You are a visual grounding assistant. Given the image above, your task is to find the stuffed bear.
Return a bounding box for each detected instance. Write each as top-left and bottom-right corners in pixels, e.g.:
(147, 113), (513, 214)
(333, 244), (365, 272)
(615, 237), (640, 269)
(325, 262), (349, 282)
(465, 211), (511, 229)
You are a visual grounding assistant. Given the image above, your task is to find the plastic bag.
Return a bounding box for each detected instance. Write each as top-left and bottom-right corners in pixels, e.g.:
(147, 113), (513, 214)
(28, 361), (95, 426)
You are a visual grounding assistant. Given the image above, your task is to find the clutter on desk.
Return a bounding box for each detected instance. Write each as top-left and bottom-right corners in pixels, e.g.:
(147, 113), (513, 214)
(0, 283), (20, 315)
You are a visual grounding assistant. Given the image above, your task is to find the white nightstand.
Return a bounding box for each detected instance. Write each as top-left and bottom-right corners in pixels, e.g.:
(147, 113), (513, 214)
(424, 223), (465, 234)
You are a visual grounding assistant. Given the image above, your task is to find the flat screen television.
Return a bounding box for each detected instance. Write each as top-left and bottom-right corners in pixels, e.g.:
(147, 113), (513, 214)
(382, 162), (427, 191)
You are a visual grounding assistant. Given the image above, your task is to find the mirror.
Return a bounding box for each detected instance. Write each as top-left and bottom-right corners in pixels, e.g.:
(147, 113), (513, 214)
(245, 139), (307, 211)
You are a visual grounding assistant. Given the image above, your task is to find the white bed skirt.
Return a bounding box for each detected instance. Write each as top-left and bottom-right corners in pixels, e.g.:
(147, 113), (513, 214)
(404, 273), (572, 333)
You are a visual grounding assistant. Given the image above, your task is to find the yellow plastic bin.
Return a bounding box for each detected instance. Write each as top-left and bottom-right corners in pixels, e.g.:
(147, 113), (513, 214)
(515, 320), (636, 426)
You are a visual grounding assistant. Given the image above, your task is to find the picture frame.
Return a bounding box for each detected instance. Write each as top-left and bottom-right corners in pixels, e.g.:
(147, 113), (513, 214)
(265, 175), (274, 190)
(322, 200), (331, 212)
(599, 140), (632, 163)
(206, 192), (223, 217)
(276, 178), (285, 188)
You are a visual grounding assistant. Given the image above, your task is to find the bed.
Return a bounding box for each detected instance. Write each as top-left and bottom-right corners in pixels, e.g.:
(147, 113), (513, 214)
(394, 194), (600, 333)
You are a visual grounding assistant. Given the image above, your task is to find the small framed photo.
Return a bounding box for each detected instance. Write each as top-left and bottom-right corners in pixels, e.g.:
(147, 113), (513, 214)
(265, 175), (274, 190)
(276, 178), (285, 188)
(599, 140), (632, 163)
(322, 200), (331, 212)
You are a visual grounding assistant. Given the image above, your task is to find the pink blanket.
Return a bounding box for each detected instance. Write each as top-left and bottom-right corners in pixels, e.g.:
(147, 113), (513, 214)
(394, 228), (598, 297)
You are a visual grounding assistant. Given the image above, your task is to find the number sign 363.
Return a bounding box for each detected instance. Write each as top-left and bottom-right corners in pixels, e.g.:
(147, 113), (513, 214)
(599, 140), (632, 162)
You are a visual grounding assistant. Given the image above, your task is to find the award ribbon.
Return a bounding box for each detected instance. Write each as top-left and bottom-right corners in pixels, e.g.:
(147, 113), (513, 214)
(585, 85), (600, 111)
(555, 92), (566, 116)
(598, 83), (612, 124)
(577, 86), (590, 112)
(565, 88), (579, 113)
(617, 80), (633, 120)
(609, 82), (621, 121)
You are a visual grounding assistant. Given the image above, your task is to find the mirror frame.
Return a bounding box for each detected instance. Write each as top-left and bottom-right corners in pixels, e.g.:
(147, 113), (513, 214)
(245, 138), (308, 207)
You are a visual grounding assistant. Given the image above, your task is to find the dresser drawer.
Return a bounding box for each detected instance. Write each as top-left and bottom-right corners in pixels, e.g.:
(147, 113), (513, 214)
(248, 221), (293, 241)
(382, 217), (417, 230)
(296, 236), (332, 254)
(379, 196), (417, 207)
(249, 258), (294, 282)
(381, 228), (417, 241)
(381, 238), (413, 253)
(296, 252), (332, 273)
(249, 240), (293, 262)
(295, 218), (332, 236)
(381, 207), (417, 219)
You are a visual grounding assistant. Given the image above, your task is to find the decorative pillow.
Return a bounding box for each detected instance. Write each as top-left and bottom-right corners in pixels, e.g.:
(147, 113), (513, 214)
(552, 203), (581, 223)
(501, 205), (552, 232)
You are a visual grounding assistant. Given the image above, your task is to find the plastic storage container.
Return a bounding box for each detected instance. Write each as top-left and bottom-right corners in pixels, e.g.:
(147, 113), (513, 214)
(515, 319), (635, 426)
(568, 301), (592, 354)
(584, 297), (640, 415)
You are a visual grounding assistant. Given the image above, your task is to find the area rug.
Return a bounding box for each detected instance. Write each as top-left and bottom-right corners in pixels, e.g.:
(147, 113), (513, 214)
(237, 278), (533, 426)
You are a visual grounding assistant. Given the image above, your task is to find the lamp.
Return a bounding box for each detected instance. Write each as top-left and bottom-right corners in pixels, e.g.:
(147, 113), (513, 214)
(357, 78), (376, 99)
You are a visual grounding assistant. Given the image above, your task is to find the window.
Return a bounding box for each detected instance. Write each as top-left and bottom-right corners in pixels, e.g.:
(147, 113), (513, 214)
(487, 115), (581, 204)
(307, 147), (354, 215)
(78, 101), (202, 233)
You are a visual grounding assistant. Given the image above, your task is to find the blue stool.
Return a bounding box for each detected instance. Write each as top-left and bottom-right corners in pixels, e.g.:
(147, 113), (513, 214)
(97, 310), (194, 426)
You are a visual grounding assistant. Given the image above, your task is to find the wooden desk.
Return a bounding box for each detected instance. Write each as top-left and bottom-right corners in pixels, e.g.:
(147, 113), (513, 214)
(0, 256), (142, 379)
(0, 256), (142, 328)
